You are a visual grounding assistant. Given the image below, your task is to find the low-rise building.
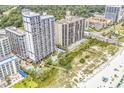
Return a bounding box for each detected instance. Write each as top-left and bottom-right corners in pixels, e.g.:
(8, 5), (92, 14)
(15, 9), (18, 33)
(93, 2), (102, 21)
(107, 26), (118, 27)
(86, 15), (112, 30)
(0, 55), (21, 80)
(55, 11), (85, 48)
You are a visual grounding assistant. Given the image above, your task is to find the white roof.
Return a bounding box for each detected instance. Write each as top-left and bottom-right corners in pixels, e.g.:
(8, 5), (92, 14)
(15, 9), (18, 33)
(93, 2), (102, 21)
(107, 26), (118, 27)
(0, 56), (17, 65)
(56, 16), (84, 24)
(5, 27), (25, 36)
(40, 15), (54, 19)
(22, 9), (40, 17)
(22, 9), (54, 19)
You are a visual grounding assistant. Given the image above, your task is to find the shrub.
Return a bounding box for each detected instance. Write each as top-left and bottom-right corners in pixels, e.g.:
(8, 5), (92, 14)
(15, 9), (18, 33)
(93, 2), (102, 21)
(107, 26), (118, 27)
(85, 55), (90, 59)
(79, 58), (85, 64)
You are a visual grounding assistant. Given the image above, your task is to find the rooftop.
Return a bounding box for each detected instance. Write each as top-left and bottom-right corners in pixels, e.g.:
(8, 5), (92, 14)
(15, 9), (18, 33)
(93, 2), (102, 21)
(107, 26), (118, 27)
(22, 9), (54, 19)
(40, 15), (54, 19)
(5, 27), (25, 36)
(87, 16), (112, 24)
(56, 10), (84, 24)
(22, 9), (40, 17)
(57, 16), (84, 24)
(0, 55), (17, 66)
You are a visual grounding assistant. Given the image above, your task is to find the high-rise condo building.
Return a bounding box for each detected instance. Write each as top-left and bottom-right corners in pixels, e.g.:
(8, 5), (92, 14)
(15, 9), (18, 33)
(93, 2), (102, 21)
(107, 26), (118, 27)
(21, 9), (55, 62)
(0, 33), (11, 59)
(55, 11), (85, 47)
(5, 27), (27, 59)
(105, 5), (122, 23)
